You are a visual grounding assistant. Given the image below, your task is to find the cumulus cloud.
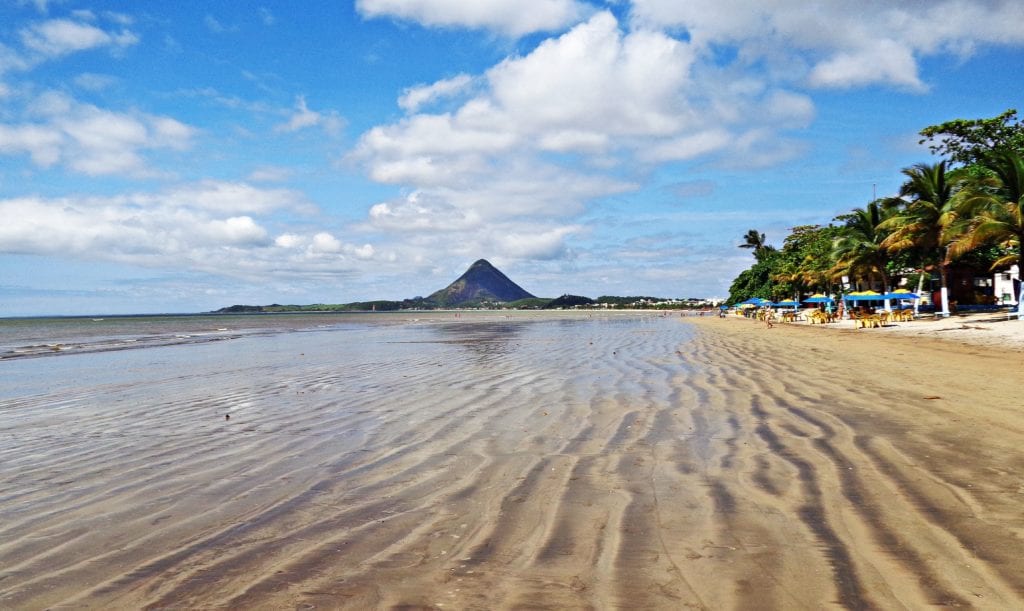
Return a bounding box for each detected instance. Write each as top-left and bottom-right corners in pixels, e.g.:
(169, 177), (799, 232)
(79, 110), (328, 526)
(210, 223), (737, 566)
(352, 12), (806, 231)
(355, 0), (593, 36)
(0, 91), (195, 176)
(0, 181), (379, 281)
(494, 225), (579, 259)
(629, 0), (1024, 90)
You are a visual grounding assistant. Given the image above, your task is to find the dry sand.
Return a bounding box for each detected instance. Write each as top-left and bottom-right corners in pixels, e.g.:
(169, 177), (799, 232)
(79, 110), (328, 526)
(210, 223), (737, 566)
(1, 313), (1023, 609)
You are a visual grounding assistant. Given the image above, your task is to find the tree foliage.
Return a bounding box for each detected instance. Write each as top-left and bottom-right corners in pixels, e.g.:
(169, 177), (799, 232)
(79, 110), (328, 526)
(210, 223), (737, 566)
(919, 109), (1024, 166)
(727, 112), (1023, 306)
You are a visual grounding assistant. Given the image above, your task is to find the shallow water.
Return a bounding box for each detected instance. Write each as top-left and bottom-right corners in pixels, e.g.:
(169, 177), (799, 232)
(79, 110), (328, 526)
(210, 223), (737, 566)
(3, 312), (1022, 609)
(0, 312), (697, 608)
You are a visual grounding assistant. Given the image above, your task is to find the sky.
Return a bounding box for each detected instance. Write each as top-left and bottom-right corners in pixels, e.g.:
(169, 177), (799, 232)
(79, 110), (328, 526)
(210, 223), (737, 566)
(1, 1), (1023, 315)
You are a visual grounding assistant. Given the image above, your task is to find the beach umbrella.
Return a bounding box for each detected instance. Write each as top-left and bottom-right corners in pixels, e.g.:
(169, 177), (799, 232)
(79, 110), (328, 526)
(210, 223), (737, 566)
(881, 290), (920, 300)
(881, 290), (919, 307)
(803, 294), (834, 304)
(843, 290), (883, 302)
(773, 300), (800, 311)
(881, 289), (920, 314)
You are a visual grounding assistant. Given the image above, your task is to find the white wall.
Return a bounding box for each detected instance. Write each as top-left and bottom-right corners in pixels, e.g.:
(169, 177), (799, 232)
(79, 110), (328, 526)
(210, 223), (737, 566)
(994, 265), (1021, 304)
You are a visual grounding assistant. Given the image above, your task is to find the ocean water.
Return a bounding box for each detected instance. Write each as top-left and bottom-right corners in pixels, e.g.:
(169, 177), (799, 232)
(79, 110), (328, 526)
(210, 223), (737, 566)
(0, 310), (689, 402)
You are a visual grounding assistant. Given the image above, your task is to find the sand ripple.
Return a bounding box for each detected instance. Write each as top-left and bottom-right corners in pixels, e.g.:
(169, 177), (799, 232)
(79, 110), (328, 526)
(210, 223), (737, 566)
(0, 313), (1021, 609)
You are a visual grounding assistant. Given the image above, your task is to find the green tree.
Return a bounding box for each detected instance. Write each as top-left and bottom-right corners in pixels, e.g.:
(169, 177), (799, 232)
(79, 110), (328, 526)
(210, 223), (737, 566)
(738, 229), (775, 260)
(727, 249), (781, 303)
(880, 161), (966, 313)
(950, 150), (1024, 284)
(774, 224), (843, 296)
(831, 200), (896, 292)
(919, 109), (1024, 166)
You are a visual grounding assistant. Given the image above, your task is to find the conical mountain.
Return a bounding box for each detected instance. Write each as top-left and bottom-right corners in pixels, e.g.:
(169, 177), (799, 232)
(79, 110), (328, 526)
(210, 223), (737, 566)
(428, 259), (535, 306)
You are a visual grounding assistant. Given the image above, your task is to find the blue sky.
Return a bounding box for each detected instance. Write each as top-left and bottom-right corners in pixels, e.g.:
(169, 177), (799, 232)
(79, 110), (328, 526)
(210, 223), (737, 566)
(1, 0), (1022, 315)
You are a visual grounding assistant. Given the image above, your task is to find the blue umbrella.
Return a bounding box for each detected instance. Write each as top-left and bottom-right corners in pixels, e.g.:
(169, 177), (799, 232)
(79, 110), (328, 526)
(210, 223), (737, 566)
(881, 291), (920, 300)
(773, 300), (800, 307)
(803, 295), (834, 304)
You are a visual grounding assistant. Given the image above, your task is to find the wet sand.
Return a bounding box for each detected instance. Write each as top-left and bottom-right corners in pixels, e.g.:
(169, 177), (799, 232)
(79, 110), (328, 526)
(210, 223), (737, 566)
(1, 313), (1022, 609)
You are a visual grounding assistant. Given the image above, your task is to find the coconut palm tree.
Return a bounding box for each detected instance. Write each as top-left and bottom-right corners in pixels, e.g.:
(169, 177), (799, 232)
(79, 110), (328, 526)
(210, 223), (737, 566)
(739, 229), (775, 260)
(880, 161), (965, 314)
(831, 200), (896, 293)
(949, 150), (1024, 308)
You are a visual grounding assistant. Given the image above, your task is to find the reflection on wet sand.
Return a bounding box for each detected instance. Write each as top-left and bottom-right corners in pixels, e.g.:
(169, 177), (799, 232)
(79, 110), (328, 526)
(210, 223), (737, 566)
(0, 312), (1022, 609)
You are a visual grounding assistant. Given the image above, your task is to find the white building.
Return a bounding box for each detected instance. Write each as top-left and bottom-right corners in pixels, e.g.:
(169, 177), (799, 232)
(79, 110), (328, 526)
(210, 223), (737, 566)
(994, 264), (1021, 305)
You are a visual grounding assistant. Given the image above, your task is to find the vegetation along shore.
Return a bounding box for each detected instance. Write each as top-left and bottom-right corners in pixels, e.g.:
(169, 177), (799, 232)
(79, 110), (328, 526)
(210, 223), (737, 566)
(728, 110), (1024, 313)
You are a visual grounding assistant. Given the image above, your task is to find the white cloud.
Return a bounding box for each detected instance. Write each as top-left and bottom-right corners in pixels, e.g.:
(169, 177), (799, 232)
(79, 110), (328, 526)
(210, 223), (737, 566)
(353, 12), (804, 230)
(275, 96), (345, 135)
(20, 18), (138, 58)
(73, 72), (118, 91)
(0, 123), (63, 166)
(204, 216), (269, 245)
(349, 10), (862, 273)
(367, 192), (482, 232)
(248, 165), (294, 182)
(355, 0), (593, 36)
(398, 74), (473, 112)
(0, 91), (195, 176)
(156, 180), (309, 215)
(494, 226), (579, 259)
(204, 15), (232, 34)
(274, 233), (303, 248)
(629, 0), (1024, 90)
(808, 39), (924, 91)
(311, 232), (343, 253)
(639, 129), (731, 163)
(0, 182), (371, 281)
(0, 41), (32, 75)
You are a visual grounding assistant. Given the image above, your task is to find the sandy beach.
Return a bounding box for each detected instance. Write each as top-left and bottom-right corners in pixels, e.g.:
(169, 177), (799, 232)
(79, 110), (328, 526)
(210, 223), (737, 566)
(1, 312), (1023, 609)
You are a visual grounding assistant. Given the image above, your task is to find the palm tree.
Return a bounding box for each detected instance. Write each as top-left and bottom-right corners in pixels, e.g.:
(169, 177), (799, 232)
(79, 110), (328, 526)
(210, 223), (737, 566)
(831, 200), (896, 293)
(880, 161), (965, 315)
(949, 150), (1024, 308)
(739, 229), (775, 260)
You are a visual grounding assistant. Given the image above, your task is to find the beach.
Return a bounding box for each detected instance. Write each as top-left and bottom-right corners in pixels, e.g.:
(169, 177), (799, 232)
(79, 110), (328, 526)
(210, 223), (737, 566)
(1, 311), (1023, 609)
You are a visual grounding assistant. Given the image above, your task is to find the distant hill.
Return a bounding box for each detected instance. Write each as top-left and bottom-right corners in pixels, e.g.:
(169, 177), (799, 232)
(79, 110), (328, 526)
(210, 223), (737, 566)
(544, 294), (594, 309)
(427, 259), (536, 307)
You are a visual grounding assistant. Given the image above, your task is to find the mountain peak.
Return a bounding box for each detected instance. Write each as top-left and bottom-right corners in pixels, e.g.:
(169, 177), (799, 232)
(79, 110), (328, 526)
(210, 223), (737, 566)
(428, 259), (535, 306)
